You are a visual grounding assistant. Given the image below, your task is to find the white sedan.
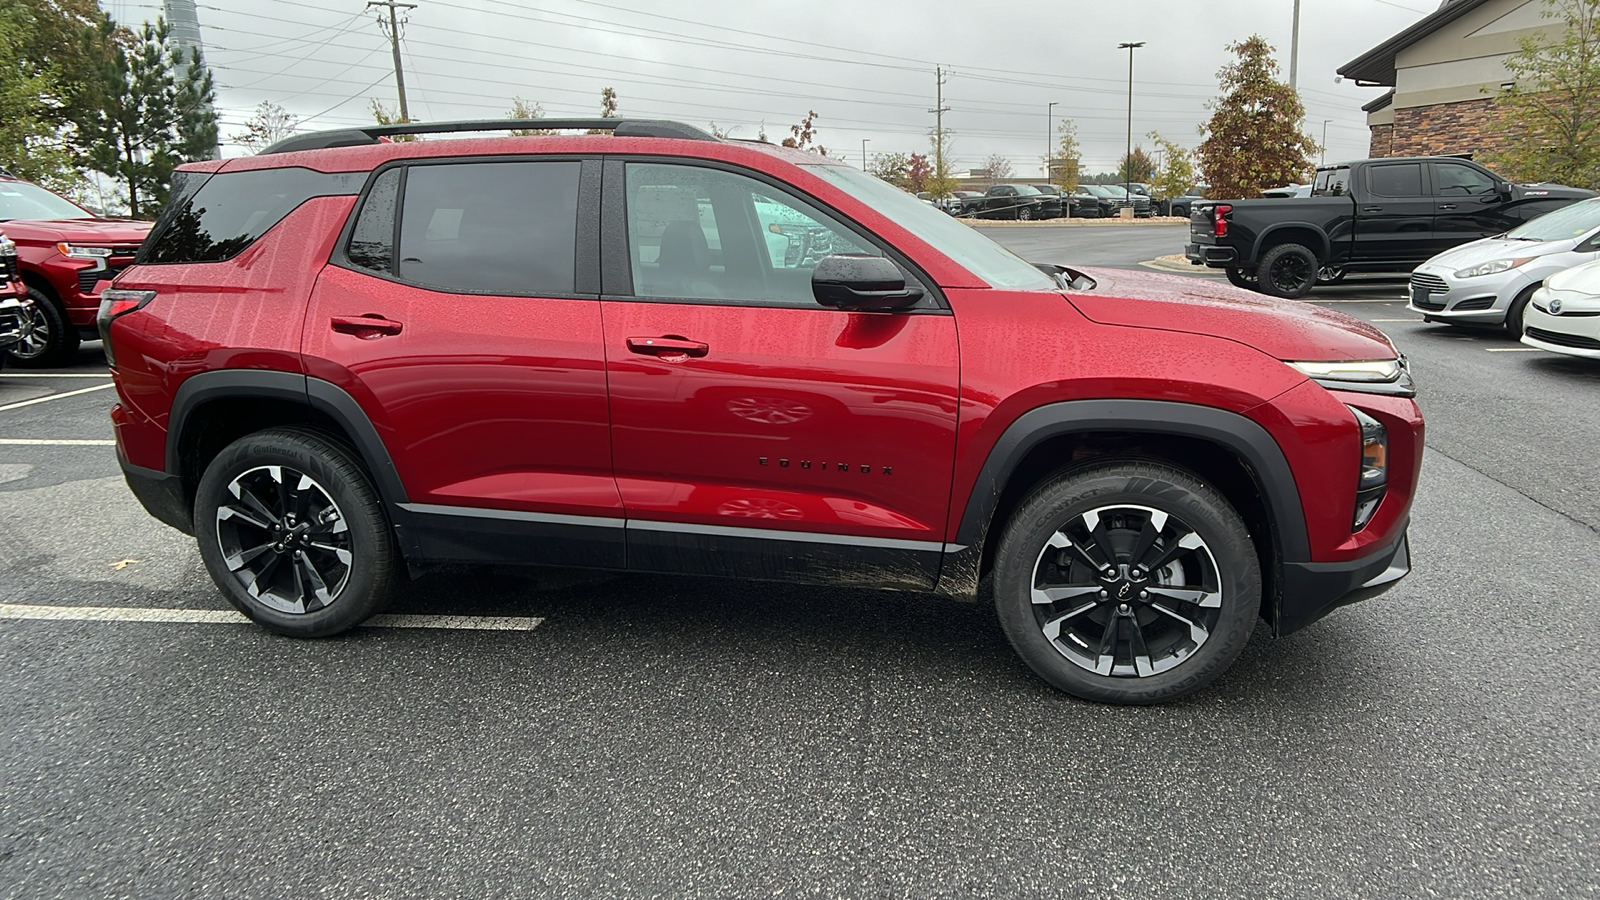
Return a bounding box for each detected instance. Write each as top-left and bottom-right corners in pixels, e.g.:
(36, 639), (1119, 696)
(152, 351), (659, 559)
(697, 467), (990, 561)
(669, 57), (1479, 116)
(1522, 258), (1600, 359)
(1409, 197), (1600, 333)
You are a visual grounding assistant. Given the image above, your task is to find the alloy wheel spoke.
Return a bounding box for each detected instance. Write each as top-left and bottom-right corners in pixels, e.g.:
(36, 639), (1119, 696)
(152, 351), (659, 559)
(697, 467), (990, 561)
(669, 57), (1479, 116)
(306, 541), (353, 565)
(1080, 510), (1119, 569)
(246, 551), (284, 600)
(1126, 510), (1167, 571)
(1150, 602), (1210, 645)
(217, 503), (273, 531)
(1040, 601), (1099, 642)
(1032, 584), (1102, 605)
(1147, 586), (1220, 609)
(233, 482), (281, 529)
(1141, 530), (1204, 573)
(1093, 615), (1120, 676)
(224, 541), (275, 572)
(1124, 613), (1157, 677)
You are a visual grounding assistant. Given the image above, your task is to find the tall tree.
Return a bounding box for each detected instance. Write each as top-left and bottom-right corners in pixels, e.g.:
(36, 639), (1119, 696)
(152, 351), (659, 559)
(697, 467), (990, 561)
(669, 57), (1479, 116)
(370, 99), (416, 140)
(1148, 132), (1197, 206)
(926, 130), (956, 198)
(1484, 0), (1600, 190)
(507, 96), (552, 136)
(172, 45), (218, 162)
(780, 110), (826, 154)
(600, 85), (619, 118)
(905, 152), (932, 192)
(984, 152), (1014, 183)
(1117, 146), (1156, 184)
(1197, 35), (1316, 199)
(1050, 120), (1082, 192)
(868, 151), (910, 187)
(231, 101), (298, 153)
(0, 2), (75, 188)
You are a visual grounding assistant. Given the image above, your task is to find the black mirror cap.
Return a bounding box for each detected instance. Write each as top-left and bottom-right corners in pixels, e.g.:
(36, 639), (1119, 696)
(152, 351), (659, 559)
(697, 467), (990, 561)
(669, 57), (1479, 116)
(812, 255), (925, 311)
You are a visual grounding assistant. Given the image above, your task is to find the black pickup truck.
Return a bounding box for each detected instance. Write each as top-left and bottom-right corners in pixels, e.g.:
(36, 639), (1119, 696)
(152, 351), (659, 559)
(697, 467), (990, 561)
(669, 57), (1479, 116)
(960, 184), (1059, 220)
(1186, 156), (1595, 297)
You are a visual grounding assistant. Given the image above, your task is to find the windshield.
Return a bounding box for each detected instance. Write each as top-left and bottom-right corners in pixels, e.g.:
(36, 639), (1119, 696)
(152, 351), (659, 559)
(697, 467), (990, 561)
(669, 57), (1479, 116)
(1013, 185), (1042, 196)
(0, 180), (91, 221)
(1506, 197), (1600, 241)
(811, 165), (1055, 290)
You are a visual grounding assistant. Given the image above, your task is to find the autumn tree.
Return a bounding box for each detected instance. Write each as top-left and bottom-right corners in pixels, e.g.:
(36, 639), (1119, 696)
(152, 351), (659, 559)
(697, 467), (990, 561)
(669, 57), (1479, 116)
(600, 86), (619, 117)
(1483, 0), (1600, 190)
(1197, 35), (1316, 199)
(1049, 120), (1082, 191)
(984, 152), (1014, 183)
(926, 130), (957, 198)
(1117, 146), (1155, 184)
(231, 101), (298, 153)
(370, 99), (416, 141)
(905, 153), (932, 192)
(781, 110), (826, 154)
(868, 151), (910, 186)
(507, 96), (553, 136)
(1148, 132), (1197, 209)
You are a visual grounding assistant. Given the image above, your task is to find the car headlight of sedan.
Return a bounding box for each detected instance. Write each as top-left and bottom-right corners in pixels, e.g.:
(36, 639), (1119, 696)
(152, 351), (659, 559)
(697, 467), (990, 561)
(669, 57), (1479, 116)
(1287, 357), (1415, 397)
(1453, 257), (1535, 278)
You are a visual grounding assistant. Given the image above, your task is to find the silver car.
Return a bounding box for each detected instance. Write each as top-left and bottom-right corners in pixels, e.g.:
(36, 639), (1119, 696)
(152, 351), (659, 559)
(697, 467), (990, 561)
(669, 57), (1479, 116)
(1409, 197), (1600, 333)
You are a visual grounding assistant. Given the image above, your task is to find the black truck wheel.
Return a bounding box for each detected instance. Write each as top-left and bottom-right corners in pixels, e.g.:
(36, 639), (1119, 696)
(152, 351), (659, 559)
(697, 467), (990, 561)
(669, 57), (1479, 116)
(1224, 267), (1258, 290)
(1256, 243), (1318, 299)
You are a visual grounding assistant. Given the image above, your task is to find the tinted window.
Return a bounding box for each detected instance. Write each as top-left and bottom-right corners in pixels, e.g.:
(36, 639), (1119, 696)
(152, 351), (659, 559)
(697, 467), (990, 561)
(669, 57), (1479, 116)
(1435, 163), (1497, 196)
(143, 167), (358, 264)
(398, 161), (579, 295)
(1367, 163), (1423, 197)
(347, 168), (400, 273)
(1313, 168), (1350, 196)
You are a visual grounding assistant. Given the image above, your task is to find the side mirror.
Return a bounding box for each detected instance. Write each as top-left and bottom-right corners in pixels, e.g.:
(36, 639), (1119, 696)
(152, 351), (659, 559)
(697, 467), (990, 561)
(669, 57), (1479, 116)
(812, 255), (925, 311)
(1497, 183), (1514, 200)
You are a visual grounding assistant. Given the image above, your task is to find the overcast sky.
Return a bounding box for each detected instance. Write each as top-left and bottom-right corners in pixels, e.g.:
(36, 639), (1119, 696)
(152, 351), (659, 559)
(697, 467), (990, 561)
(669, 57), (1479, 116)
(102, 0), (1433, 176)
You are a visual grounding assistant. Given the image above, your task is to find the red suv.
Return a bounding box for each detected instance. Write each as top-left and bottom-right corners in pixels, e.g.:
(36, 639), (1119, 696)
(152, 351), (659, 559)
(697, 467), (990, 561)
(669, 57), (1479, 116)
(0, 173), (150, 366)
(103, 119), (1422, 704)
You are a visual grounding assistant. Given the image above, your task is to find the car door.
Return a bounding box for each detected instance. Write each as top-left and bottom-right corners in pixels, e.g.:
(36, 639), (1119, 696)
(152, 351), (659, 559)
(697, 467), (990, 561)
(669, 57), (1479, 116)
(1432, 161), (1516, 251)
(1354, 161), (1434, 264)
(599, 159), (960, 589)
(301, 157), (623, 568)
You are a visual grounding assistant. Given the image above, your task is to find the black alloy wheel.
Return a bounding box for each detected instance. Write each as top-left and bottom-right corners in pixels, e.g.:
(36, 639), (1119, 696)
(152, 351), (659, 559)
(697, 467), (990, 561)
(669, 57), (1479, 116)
(994, 461), (1259, 704)
(1017, 205), (1034, 221)
(5, 288), (79, 368)
(1225, 267), (1259, 290)
(196, 427), (396, 636)
(1256, 243), (1318, 299)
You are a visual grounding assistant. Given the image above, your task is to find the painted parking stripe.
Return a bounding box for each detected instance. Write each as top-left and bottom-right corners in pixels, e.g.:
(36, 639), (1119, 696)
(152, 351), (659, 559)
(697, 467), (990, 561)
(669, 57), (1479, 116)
(0, 439), (116, 446)
(0, 603), (544, 630)
(1486, 347), (1545, 352)
(0, 382), (116, 412)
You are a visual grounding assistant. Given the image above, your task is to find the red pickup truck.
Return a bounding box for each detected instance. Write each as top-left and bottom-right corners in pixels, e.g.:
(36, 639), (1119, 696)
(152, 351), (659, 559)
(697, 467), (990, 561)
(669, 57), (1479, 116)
(0, 173), (150, 366)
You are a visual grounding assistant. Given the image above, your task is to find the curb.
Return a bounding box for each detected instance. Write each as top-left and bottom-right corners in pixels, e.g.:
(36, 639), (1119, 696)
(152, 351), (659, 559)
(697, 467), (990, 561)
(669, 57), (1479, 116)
(965, 217), (1190, 228)
(1141, 254), (1217, 275)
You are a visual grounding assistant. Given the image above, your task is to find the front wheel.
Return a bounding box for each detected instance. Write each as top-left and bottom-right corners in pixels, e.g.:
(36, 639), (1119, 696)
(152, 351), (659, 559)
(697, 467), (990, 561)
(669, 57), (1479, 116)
(993, 460), (1260, 704)
(5, 288), (80, 368)
(1257, 243), (1319, 299)
(195, 427), (397, 637)
(1505, 284), (1538, 335)
(1225, 267), (1258, 290)
(1017, 206), (1033, 221)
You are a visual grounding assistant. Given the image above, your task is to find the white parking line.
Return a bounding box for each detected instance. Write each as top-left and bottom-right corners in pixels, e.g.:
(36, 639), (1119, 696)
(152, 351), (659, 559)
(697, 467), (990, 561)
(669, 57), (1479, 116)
(0, 382), (116, 412)
(0, 439), (116, 446)
(1486, 347), (1545, 352)
(0, 603), (545, 630)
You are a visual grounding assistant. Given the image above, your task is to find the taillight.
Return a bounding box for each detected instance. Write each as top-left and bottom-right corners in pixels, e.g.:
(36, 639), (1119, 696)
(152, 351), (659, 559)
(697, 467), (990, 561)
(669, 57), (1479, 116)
(1214, 204), (1232, 238)
(97, 288), (156, 369)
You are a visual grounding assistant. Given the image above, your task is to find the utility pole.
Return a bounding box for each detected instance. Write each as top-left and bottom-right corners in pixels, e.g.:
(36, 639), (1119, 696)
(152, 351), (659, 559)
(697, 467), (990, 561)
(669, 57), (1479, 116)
(929, 66), (950, 188)
(1289, 0), (1302, 91)
(1046, 101), (1058, 180)
(1321, 119), (1331, 166)
(368, 0), (417, 122)
(861, 138), (870, 172)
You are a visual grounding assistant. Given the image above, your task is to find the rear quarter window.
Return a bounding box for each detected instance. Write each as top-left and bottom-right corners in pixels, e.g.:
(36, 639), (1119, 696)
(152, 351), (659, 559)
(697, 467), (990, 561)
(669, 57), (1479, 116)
(140, 167), (360, 265)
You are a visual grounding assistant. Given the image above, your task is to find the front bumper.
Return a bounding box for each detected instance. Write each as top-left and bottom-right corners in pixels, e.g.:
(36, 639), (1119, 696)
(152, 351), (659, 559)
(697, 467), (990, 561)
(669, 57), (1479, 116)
(1278, 527), (1410, 636)
(1522, 302), (1600, 358)
(1406, 268), (1523, 325)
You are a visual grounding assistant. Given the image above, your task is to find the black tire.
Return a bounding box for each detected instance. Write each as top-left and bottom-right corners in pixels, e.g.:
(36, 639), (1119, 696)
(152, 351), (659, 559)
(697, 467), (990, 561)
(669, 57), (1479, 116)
(5, 287), (79, 368)
(1505, 284), (1537, 335)
(1256, 243), (1319, 299)
(993, 460), (1260, 705)
(1225, 267), (1258, 290)
(195, 427), (397, 637)
(1017, 205), (1033, 221)
(1316, 265), (1347, 285)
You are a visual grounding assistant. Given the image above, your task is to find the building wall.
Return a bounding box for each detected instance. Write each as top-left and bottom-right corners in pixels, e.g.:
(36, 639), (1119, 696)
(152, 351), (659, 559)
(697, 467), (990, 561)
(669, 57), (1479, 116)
(1390, 0), (1557, 109)
(1368, 124), (1395, 158)
(1367, 97), (1510, 162)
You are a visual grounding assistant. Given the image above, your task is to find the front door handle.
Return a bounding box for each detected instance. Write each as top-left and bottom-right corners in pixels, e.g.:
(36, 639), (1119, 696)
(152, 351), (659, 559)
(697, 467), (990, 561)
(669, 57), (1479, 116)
(626, 336), (709, 358)
(1362, 206), (1384, 212)
(332, 314), (403, 337)
(1438, 203), (1458, 210)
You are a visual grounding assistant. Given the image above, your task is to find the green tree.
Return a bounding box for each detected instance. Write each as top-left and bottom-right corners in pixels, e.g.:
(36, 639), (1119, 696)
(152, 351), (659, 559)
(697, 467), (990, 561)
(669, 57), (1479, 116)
(3, 0), (122, 190)
(1148, 132), (1197, 207)
(0, 3), (73, 187)
(926, 129), (956, 198)
(1117, 146), (1155, 184)
(868, 151), (910, 186)
(507, 96), (552, 136)
(1197, 35), (1316, 199)
(172, 45), (217, 162)
(231, 101), (298, 153)
(1049, 120), (1082, 192)
(1484, 0), (1600, 190)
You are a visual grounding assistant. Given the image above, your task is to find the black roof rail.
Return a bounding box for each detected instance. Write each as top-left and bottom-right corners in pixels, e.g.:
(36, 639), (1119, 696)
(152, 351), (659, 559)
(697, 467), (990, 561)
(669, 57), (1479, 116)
(258, 118), (718, 155)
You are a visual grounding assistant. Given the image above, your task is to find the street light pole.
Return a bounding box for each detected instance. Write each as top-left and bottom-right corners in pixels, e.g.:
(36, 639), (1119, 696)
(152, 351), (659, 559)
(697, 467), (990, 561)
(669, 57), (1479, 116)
(1290, 0), (1302, 91)
(1047, 101), (1058, 181)
(1321, 120), (1330, 166)
(1119, 41), (1145, 214)
(862, 138), (870, 172)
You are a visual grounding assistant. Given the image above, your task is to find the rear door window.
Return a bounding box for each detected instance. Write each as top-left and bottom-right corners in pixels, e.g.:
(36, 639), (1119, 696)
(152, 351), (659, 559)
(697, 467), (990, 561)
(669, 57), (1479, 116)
(1367, 163), (1424, 198)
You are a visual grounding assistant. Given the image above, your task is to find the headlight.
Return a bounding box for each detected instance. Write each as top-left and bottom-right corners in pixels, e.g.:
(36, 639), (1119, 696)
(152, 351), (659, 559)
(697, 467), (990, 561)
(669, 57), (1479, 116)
(1453, 257), (1535, 278)
(0, 236), (15, 256)
(1350, 407), (1388, 531)
(56, 243), (113, 260)
(1288, 357), (1415, 397)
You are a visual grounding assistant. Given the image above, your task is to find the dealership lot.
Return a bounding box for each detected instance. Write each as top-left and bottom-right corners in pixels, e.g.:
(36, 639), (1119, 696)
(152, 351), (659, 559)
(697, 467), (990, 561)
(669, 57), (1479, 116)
(1, 225), (1596, 898)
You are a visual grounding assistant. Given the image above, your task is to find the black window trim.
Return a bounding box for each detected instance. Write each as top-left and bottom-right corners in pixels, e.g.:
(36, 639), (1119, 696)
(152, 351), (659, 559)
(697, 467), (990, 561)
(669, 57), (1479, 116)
(330, 153), (602, 300)
(599, 155), (950, 314)
(137, 166), (366, 267)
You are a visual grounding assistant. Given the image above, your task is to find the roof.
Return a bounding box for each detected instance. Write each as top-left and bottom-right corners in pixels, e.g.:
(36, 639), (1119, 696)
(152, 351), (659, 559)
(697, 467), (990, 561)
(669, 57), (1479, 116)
(1362, 90), (1396, 113)
(1338, 0), (1493, 86)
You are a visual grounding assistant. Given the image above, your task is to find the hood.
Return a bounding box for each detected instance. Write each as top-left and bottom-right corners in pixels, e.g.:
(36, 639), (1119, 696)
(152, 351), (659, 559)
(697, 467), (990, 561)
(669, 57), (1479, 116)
(1544, 257), (1600, 295)
(1423, 235), (1576, 269)
(1515, 183), (1597, 202)
(1068, 267), (1396, 361)
(1, 217), (152, 245)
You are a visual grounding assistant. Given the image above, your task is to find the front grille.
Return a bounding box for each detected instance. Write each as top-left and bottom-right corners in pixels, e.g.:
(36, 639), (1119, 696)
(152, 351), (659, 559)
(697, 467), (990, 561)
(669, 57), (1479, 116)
(77, 265), (125, 294)
(1410, 273), (1449, 293)
(1411, 294), (1446, 311)
(1453, 296), (1496, 311)
(1526, 327), (1600, 350)
(0, 255), (16, 282)
(0, 309), (21, 342)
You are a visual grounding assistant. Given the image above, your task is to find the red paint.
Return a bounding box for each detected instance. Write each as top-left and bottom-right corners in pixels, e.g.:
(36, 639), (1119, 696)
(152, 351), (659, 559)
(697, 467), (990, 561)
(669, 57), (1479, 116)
(0, 174), (151, 327)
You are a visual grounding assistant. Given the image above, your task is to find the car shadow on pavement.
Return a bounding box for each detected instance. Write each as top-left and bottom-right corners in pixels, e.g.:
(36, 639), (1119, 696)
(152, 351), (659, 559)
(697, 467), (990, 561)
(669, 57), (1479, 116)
(1526, 354), (1600, 382)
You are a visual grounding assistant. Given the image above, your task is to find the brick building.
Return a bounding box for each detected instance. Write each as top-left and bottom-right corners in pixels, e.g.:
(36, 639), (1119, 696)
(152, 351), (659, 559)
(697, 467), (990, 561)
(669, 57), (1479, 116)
(1339, 0), (1563, 161)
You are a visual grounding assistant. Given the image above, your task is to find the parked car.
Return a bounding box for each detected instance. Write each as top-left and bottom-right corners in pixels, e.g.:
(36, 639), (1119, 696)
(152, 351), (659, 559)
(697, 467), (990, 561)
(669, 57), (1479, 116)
(1079, 185), (1123, 218)
(1164, 187), (1207, 219)
(963, 184), (1056, 220)
(1408, 196), (1600, 333)
(1260, 184), (1313, 199)
(1067, 186), (1103, 218)
(945, 190), (982, 216)
(1522, 257), (1600, 358)
(0, 172), (151, 366)
(1093, 185), (1152, 217)
(1029, 184), (1068, 219)
(0, 234), (33, 369)
(104, 116), (1421, 705)
(1188, 156), (1596, 298)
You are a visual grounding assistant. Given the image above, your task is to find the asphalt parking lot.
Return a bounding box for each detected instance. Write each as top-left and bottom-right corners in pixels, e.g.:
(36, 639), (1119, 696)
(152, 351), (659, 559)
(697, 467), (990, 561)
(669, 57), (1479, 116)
(2, 225), (1597, 898)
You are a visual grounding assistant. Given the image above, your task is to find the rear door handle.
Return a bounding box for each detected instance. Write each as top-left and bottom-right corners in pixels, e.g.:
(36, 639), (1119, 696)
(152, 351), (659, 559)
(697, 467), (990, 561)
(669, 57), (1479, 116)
(331, 314), (403, 337)
(626, 336), (708, 358)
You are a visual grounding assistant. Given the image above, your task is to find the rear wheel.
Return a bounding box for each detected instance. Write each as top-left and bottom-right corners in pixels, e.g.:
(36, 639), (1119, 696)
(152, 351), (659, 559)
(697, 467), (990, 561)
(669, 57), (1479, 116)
(1225, 267), (1258, 290)
(1316, 265), (1347, 285)
(993, 460), (1260, 705)
(1257, 243), (1318, 299)
(195, 427), (397, 637)
(5, 287), (79, 368)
